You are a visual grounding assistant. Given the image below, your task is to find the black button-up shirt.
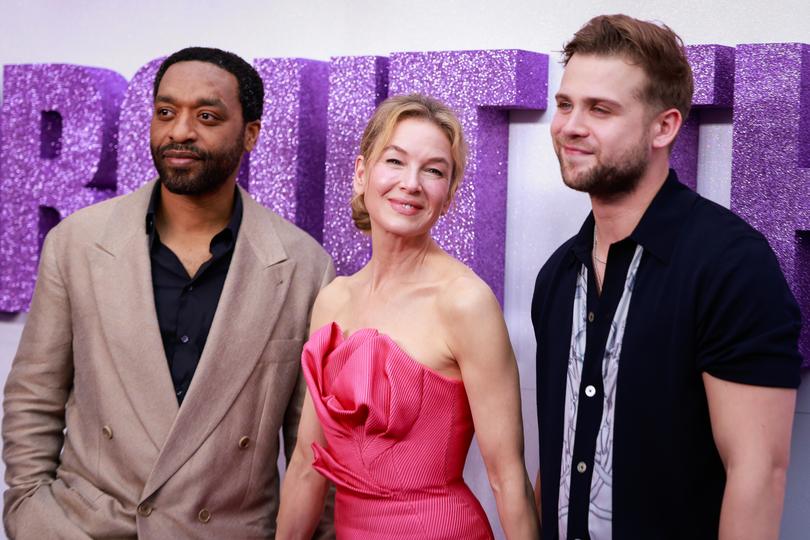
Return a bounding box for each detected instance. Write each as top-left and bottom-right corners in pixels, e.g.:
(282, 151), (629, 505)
(146, 184), (242, 404)
(532, 170), (802, 539)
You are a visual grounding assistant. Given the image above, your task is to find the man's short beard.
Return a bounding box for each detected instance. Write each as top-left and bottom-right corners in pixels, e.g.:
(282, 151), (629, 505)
(151, 132), (245, 196)
(558, 140), (649, 199)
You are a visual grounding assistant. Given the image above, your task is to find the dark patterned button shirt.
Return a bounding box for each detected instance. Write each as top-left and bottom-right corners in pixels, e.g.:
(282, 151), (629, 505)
(532, 170), (802, 539)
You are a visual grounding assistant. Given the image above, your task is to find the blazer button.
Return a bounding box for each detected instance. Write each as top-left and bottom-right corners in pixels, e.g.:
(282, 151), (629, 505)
(137, 503), (152, 517)
(238, 436), (250, 449)
(102, 425), (113, 440)
(198, 508), (211, 523)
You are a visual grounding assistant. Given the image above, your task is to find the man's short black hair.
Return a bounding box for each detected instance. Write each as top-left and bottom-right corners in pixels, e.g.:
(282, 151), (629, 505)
(153, 46), (264, 123)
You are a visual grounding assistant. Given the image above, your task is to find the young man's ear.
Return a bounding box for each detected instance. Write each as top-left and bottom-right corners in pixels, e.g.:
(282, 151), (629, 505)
(651, 108), (682, 150)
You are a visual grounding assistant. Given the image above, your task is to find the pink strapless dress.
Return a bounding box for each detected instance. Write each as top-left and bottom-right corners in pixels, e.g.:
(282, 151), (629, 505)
(302, 322), (495, 540)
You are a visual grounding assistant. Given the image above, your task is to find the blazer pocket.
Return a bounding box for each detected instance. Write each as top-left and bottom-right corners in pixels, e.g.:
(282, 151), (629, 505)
(258, 337), (304, 364)
(51, 473), (132, 539)
(55, 472), (105, 512)
(11, 484), (93, 540)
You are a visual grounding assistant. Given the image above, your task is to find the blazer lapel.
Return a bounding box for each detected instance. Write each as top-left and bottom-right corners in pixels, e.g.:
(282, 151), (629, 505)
(90, 181), (179, 452)
(142, 190), (293, 499)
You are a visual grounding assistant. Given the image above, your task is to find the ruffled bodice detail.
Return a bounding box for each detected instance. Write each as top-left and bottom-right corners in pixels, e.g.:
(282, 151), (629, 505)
(301, 322), (494, 539)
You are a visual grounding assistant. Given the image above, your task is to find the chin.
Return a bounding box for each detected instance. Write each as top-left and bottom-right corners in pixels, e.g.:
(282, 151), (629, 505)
(560, 170), (593, 192)
(371, 217), (436, 238)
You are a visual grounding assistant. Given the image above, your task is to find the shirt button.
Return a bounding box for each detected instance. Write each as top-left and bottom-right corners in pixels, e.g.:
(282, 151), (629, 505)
(102, 425), (113, 440)
(585, 385), (596, 398)
(180, 335), (189, 344)
(188, 285), (194, 292)
(587, 312), (595, 323)
(198, 508), (211, 523)
(137, 502), (152, 517)
(577, 461), (588, 474)
(238, 436), (251, 449)
(176, 389), (184, 397)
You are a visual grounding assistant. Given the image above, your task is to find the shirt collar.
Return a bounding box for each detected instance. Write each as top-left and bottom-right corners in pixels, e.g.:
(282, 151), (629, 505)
(568, 169), (696, 266)
(145, 182), (244, 249)
(570, 212), (596, 267)
(628, 169), (695, 263)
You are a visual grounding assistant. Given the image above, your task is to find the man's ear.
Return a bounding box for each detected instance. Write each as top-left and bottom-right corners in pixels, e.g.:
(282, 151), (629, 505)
(353, 155), (367, 196)
(651, 108), (682, 150)
(244, 120), (261, 152)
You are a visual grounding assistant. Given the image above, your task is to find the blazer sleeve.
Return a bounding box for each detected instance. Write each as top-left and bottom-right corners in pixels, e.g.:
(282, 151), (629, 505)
(281, 255), (336, 540)
(2, 228), (75, 536)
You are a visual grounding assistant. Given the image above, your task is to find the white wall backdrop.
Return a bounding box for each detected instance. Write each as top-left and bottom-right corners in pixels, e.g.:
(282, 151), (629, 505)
(1, 1), (808, 538)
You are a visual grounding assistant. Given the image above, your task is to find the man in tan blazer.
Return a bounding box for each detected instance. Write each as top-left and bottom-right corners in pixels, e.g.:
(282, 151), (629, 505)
(2, 47), (334, 539)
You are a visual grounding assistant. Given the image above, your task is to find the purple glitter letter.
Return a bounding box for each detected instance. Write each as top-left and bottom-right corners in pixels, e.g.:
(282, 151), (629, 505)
(671, 45), (735, 189)
(322, 56), (389, 275)
(0, 64), (126, 311)
(251, 59), (328, 240)
(117, 57), (164, 194)
(389, 50), (548, 302)
(730, 43), (810, 365)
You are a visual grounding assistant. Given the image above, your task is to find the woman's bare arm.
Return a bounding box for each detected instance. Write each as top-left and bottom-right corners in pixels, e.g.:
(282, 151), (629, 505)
(440, 275), (539, 539)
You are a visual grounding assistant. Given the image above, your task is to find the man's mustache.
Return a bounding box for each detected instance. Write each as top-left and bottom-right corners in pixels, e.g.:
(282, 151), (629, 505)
(158, 143), (206, 159)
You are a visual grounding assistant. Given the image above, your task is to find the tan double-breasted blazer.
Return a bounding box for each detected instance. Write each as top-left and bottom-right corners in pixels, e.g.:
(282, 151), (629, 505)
(2, 181), (335, 539)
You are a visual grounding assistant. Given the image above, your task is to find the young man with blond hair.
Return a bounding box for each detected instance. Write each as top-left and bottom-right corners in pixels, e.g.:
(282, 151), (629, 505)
(533, 14), (801, 539)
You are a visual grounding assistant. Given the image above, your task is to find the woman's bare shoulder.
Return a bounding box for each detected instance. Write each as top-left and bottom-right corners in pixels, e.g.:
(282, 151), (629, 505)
(433, 261), (511, 364)
(317, 275), (353, 304)
(436, 260), (501, 320)
(311, 275), (355, 331)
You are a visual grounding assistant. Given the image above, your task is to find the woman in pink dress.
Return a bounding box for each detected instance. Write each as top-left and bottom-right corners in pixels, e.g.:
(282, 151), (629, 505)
(277, 94), (538, 539)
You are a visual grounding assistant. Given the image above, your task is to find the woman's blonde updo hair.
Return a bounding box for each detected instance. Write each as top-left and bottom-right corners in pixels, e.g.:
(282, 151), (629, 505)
(351, 94), (467, 232)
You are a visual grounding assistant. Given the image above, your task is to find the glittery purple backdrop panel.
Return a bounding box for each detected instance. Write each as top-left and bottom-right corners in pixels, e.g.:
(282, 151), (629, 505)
(671, 116), (700, 190)
(730, 43), (810, 365)
(389, 50), (548, 302)
(117, 57), (164, 194)
(671, 45), (735, 190)
(689, 45), (735, 107)
(0, 64), (126, 312)
(322, 56), (389, 276)
(251, 59), (328, 241)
